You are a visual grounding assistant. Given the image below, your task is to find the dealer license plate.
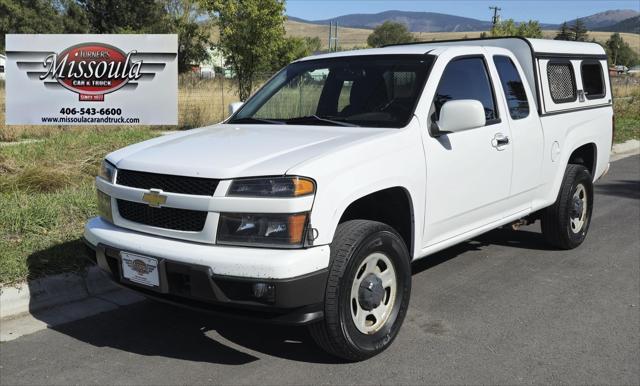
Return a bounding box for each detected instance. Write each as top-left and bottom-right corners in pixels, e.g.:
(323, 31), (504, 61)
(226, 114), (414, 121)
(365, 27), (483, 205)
(120, 252), (160, 288)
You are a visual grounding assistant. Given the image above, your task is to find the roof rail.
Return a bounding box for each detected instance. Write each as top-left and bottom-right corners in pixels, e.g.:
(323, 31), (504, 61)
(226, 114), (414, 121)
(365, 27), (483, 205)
(382, 35), (530, 48)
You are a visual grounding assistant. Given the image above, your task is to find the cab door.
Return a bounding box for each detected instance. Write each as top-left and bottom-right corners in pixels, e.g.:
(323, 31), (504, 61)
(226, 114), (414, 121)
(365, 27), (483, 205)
(491, 53), (544, 212)
(421, 53), (514, 247)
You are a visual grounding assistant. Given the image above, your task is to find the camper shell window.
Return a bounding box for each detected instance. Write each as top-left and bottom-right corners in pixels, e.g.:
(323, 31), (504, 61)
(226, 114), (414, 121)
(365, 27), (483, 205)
(547, 61), (577, 104)
(581, 60), (605, 100)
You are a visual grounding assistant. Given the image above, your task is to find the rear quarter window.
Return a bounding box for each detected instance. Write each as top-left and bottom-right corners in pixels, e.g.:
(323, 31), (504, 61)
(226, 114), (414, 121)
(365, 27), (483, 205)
(493, 55), (529, 119)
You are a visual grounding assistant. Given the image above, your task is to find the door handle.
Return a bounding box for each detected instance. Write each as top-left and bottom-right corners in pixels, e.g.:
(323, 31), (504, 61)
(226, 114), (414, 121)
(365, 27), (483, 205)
(491, 133), (510, 150)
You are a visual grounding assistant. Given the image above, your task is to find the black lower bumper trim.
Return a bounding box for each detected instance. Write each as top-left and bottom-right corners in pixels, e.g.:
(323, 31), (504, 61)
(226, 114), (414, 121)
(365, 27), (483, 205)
(92, 243), (328, 325)
(124, 282), (324, 325)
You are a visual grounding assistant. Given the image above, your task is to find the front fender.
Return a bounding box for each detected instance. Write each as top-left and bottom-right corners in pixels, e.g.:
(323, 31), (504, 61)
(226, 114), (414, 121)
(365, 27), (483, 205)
(288, 123), (426, 256)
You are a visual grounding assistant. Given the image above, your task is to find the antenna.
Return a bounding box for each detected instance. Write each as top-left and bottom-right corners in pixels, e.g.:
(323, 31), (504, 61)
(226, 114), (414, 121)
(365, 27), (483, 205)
(489, 6), (502, 29)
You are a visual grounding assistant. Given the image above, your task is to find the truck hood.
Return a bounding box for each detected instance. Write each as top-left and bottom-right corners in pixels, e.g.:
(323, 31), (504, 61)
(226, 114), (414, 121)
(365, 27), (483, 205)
(108, 124), (391, 179)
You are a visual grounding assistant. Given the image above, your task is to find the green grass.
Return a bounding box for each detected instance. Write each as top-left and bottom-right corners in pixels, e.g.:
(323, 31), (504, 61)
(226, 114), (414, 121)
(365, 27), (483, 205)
(613, 88), (640, 144)
(0, 128), (158, 285)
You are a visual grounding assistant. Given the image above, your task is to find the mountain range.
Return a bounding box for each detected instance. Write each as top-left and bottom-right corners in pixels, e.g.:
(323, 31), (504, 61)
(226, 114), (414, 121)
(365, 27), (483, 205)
(289, 9), (640, 33)
(593, 15), (640, 34)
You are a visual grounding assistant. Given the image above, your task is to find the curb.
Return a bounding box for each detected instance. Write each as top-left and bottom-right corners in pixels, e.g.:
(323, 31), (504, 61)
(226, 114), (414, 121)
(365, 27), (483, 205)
(611, 139), (640, 161)
(0, 266), (129, 320)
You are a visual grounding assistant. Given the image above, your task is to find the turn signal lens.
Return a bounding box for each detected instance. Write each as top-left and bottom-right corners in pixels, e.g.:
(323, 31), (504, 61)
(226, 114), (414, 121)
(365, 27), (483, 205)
(292, 178), (315, 196)
(96, 190), (113, 223)
(287, 213), (308, 244)
(228, 176), (315, 197)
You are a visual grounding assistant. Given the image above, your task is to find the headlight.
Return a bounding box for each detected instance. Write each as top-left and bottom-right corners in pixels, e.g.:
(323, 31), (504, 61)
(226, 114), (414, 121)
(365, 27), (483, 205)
(228, 176), (315, 197)
(98, 160), (117, 183)
(96, 190), (113, 223)
(217, 212), (308, 247)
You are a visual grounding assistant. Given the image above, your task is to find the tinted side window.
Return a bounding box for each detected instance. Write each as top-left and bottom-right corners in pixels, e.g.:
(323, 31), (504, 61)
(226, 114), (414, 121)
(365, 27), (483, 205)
(547, 62), (577, 103)
(493, 56), (529, 120)
(581, 61), (605, 99)
(434, 57), (497, 122)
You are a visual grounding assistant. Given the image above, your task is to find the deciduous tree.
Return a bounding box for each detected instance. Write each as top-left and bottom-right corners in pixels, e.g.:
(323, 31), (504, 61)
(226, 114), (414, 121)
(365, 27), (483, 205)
(367, 21), (414, 48)
(491, 19), (542, 38)
(605, 32), (639, 66)
(78, 0), (171, 34)
(201, 0), (287, 101)
(0, 0), (64, 51)
(165, 0), (212, 73)
(517, 20), (542, 38)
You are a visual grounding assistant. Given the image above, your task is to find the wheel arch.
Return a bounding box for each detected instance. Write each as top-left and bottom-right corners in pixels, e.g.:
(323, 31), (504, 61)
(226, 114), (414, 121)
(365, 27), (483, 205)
(568, 142), (597, 176)
(545, 140), (598, 207)
(334, 186), (415, 258)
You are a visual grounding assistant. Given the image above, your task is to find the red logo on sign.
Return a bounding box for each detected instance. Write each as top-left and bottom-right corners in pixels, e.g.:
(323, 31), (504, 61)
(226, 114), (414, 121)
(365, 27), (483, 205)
(39, 43), (142, 101)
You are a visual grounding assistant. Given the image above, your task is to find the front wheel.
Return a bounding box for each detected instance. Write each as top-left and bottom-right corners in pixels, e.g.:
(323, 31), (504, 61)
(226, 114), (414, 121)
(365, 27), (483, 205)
(541, 164), (594, 249)
(309, 220), (411, 361)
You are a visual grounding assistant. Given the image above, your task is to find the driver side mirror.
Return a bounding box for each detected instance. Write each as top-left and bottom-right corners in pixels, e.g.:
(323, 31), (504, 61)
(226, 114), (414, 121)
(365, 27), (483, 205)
(433, 100), (486, 136)
(228, 102), (244, 116)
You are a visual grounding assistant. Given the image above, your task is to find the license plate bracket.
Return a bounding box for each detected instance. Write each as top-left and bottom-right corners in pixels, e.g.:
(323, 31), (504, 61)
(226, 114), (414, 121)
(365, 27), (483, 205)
(120, 251), (160, 288)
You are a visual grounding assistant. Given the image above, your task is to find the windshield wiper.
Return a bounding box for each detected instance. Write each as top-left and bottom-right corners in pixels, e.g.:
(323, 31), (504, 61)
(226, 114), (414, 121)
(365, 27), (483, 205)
(229, 117), (284, 125)
(284, 115), (359, 127)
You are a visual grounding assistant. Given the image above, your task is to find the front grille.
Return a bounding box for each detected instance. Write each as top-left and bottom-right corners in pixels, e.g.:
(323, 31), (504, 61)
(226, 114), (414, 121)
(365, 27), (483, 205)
(117, 200), (207, 231)
(116, 169), (219, 196)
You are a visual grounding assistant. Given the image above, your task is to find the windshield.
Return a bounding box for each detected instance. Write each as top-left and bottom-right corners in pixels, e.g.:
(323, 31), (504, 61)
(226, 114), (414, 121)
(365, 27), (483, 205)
(229, 55), (434, 128)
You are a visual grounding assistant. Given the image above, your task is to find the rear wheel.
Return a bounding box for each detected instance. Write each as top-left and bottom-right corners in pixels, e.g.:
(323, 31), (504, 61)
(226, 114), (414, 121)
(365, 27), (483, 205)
(541, 164), (594, 249)
(309, 220), (411, 361)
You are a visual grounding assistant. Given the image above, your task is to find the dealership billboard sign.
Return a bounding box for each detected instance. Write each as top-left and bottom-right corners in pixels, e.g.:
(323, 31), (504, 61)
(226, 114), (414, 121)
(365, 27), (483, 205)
(5, 34), (178, 125)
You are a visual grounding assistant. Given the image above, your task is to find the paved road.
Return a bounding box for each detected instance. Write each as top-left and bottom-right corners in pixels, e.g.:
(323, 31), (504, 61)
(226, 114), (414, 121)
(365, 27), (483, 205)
(1, 156), (638, 385)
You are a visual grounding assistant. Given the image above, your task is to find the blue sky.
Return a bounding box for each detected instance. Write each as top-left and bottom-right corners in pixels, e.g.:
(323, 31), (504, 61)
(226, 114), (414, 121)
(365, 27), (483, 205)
(286, 0), (640, 23)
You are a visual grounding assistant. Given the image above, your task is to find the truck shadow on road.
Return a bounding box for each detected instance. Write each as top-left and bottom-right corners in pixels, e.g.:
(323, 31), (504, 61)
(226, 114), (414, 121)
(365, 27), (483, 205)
(27, 227), (550, 365)
(594, 179), (640, 200)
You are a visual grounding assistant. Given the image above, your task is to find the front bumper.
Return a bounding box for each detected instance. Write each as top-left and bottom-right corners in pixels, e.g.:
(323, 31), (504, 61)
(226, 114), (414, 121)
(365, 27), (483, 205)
(84, 217), (330, 325)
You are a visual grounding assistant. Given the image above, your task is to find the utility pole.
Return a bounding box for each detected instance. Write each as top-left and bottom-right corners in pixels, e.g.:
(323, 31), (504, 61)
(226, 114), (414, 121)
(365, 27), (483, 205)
(328, 21), (339, 52)
(489, 6), (501, 33)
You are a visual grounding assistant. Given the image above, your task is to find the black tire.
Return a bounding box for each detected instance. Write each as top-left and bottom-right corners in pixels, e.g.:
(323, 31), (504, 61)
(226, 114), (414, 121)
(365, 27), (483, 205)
(541, 164), (594, 249)
(308, 220), (411, 361)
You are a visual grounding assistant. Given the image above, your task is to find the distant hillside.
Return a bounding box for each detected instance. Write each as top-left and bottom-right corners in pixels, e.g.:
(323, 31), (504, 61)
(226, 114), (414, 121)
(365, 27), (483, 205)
(285, 20), (372, 48)
(299, 10), (493, 32)
(290, 9), (640, 33)
(293, 10), (565, 32)
(565, 9), (639, 30)
(284, 19), (640, 55)
(593, 16), (640, 34)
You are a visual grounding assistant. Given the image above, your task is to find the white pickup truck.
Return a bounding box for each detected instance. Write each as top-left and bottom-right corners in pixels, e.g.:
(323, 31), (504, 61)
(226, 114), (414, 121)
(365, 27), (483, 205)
(84, 37), (613, 361)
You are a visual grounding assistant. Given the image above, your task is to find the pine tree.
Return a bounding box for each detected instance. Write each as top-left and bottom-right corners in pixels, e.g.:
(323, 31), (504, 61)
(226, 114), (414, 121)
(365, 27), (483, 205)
(569, 19), (589, 42)
(555, 22), (572, 40)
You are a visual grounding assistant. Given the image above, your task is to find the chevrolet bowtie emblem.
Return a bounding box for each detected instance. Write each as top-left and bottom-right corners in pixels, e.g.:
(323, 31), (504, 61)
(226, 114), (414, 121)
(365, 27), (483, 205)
(142, 189), (167, 208)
